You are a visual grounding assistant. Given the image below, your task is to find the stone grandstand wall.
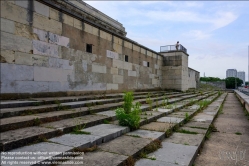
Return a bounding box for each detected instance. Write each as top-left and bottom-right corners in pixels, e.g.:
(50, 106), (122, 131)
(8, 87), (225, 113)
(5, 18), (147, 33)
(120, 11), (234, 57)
(1, 0), (164, 95)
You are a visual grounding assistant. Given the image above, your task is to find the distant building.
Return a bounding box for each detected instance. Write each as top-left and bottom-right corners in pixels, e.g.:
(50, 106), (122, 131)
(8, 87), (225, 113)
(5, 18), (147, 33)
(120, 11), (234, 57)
(226, 69), (237, 78)
(237, 71), (245, 84)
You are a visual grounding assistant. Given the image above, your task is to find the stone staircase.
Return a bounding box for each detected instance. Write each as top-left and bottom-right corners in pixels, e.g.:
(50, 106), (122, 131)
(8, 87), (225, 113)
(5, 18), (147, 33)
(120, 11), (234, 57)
(0, 90), (225, 166)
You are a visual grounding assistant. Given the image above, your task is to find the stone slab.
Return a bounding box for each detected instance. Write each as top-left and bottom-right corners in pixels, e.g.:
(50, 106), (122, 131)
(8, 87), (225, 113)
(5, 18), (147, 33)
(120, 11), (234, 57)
(157, 117), (184, 124)
(62, 151), (127, 166)
(99, 135), (151, 156)
(49, 134), (102, 149)
(136, 158), (178, 166)
(164, 133), (204, 146)
(126, 129), (165, 140)
(82, 124), (129, 143)
(155, 108), (173, 114)
(96, 110), (116, 118)
(192, 113), (214, 123)
(140, 122), (172, 132)
(187, 105), (200, 110)
(179, 127), (207, 134)
(146, 142), (198, 166)
(0, 100), (40, 108)
(184, 121), (210, 129)
(1, 142), (72, 166)
(33, 40), (59, 57)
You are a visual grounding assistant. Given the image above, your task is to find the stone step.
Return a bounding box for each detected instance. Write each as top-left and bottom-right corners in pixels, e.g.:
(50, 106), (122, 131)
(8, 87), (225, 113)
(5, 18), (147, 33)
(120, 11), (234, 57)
(0, 91), (185, 119)
(0, 91), (175, 109)
(57, 93), (221, 166)
(0, 92), (214, 152)
(0, 92), (194, 132)
(135, 93), (227, 166)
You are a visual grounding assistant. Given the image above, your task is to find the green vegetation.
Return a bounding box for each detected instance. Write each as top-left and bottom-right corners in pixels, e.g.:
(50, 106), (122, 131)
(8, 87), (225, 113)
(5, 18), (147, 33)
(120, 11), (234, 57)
(71, 122), (91, 135)
(225, 77), (243, 89)
(33, 118), (41, 126)
(200, 77), (223, 82)
(116, 92), (141, 130)
(177, 129), (198, 135)
(103, 119), (110, 124)
(198, 100), (210, 109)
(185, 113), (190, 122)
(235, 132), (242, 135)
(146, 93), (153, 110)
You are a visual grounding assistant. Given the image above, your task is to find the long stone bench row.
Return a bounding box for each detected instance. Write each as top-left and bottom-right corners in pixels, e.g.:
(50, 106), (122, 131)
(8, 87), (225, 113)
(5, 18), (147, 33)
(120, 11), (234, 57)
(0, 91), (218, 165)
(234, 90), (249, 115)
(0, 92), (213, 152)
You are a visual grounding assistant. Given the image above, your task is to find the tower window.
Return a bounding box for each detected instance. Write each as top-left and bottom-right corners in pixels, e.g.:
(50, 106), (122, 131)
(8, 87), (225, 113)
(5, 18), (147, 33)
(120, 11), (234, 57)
(147, 62), (150, 67)
(86, 44), (92, 53)
(125, 55), (128, 62)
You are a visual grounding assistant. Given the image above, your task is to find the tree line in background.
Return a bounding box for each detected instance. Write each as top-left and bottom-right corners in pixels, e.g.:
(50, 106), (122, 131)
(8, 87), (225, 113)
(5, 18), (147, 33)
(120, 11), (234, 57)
(200, 77), (243, 89)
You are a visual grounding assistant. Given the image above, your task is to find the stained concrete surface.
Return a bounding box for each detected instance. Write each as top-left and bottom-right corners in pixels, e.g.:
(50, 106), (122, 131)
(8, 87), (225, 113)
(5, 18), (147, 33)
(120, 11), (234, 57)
(194, 93), (249, 166)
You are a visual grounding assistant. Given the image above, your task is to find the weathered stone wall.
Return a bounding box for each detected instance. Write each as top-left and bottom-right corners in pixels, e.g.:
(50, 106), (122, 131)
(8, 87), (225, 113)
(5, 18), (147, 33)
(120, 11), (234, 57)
(1, 0), (163, 94)
(200, 81), (226, 90)
(188, 68), (200, 89)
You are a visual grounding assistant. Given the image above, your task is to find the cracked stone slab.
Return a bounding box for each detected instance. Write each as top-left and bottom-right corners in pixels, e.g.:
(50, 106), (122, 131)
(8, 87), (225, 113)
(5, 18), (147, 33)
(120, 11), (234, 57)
(140, 122), (173, 132)
(157, 117), (184, 124)
(99, 135), (151, 156)
(1, 142), (72, 166)
(186, 105), (200, 110)
(179, 127), (207, 134)
(49, 134), (102, 149)
(153, 108), (172, 114)
(164, 133), (204, 146)
(126, 129), (165, 140)
(145, 142), (198, 166)
(81, 124), (129, 143)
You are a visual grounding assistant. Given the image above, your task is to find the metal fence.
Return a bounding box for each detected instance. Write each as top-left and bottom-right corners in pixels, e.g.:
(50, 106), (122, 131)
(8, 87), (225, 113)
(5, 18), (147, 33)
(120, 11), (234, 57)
(160, 44), (187, 53)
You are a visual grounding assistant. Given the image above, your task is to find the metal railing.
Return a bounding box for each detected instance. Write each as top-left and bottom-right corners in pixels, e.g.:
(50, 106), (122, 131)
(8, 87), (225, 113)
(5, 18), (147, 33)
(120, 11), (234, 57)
(160, 44), (187, 53)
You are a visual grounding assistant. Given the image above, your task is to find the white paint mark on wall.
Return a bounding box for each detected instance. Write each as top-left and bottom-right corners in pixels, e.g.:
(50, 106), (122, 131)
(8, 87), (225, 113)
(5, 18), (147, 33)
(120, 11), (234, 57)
(106, 50), (119, 59)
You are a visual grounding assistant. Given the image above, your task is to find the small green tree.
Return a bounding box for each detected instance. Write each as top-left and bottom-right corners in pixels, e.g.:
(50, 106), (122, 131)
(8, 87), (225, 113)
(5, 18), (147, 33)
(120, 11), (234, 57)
(116, 92), (141, 130)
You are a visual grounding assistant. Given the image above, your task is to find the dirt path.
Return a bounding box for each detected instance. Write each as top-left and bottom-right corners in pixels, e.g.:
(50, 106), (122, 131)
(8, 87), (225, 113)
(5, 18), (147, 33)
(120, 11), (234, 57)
(194, 92), (249, 166)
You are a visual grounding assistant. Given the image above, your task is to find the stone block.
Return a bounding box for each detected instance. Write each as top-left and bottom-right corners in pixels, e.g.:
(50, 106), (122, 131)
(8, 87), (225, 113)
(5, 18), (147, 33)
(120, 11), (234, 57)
(49, 32), (70, 47)
(32, 54), (49, 67)
(123, 62), (132, 70)
(127, 129), (165, 140)
(140, 142), (198, 166)
(15, 81), (49, 93)
(92, 26), (99, 36)
(1, 142), (72, 165)
(114, 36), (122, 45)
(113, 43), (122, 54)
(33, 13), (62, 35)
(92, 64), (107, 74)
(113, 75), (123, 84)
(82, 124), (129, 143)
(96, 110), (116, 118)
(62, 13), (74, 25)
(49, 134), (102, 149)
(118, 69), (124, 76)
(0, 80), (16, 93)
(73, 18), (82, 30)
(107, 83), (118, 90)
(1, 18), (15, 34)
(15, 22), (35, 39)
(33, 40), (59, 57)
(49, 57), (73, 70)
(124, 41), (132, 49)
(14, 51), (33, 66)
(1, 1), (28, 25)
(152, 79), (158, 85)
(48, 81), (70, 92)
(157, 117), (184, 124)
(1, 63), (34, 81)
(143, 61), (147, 67)
(1, 32), (32, 53)
(106, 50), (119, 59)
(110, 67), (118, 75)
(82, 60), (88, 72)
(164, 133), (204, 146)
(34, 1), (49, 17)
(84, 23), (93, 34)
(133, 44), (140, 52)
(49, 7), (60, 21)
(34, 66), (74, 82)
(113, 59), (123, 69)
(33, 28), (49, 42)
(136, 159), (177, 166)
(141, 48), (145, 54)
(0, 49), (15, 63)
(147, 51), (152, 57)
(128, 70), (137, 77)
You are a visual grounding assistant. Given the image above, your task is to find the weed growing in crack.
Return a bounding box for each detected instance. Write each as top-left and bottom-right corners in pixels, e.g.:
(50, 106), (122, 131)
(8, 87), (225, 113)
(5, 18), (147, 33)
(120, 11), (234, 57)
(33, 118), (41, 126)
(185, 112), (190, 123)
(146, 93), (153, 111)
(71, 121), (91, 135)
(115, 92), (141, 130)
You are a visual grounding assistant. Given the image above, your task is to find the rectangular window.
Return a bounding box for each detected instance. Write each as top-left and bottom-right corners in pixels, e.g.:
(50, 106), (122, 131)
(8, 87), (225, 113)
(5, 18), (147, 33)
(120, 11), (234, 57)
(86, 44), (92, 53)
(125, 55), (128, 62)
(147, 62), (150, 67)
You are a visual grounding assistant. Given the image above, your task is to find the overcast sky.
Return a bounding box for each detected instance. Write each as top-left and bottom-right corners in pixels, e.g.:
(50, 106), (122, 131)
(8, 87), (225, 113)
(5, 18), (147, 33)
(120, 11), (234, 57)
(85, 1), (249, 80)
